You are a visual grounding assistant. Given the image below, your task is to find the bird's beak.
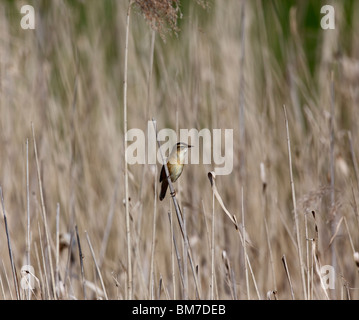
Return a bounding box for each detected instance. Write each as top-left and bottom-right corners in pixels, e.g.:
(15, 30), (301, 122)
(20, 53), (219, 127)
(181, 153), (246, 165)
(188, 145), (193, 148)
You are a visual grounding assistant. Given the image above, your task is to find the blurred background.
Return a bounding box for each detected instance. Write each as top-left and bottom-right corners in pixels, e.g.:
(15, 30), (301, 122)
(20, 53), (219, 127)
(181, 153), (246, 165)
(0, 0), (359, 299)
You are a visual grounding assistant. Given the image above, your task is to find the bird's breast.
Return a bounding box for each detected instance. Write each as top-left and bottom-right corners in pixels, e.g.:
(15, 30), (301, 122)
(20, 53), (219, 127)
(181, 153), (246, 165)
(167, 162), (184, 182)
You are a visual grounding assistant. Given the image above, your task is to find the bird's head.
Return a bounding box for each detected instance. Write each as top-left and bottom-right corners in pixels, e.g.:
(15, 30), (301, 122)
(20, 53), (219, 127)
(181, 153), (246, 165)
(176, 142), (193, 155)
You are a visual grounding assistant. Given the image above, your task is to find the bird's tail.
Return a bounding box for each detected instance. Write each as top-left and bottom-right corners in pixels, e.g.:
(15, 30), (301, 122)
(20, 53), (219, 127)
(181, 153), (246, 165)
(159, 179), (168, 201)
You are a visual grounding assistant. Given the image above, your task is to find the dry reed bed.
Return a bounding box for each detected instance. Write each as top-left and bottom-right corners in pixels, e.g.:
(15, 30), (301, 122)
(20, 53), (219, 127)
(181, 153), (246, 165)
(0, 0), (359, 299)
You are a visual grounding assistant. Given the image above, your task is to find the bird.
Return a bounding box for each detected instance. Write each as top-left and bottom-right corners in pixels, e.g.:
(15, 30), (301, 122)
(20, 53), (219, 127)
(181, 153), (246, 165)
(159, 142), (192, 201)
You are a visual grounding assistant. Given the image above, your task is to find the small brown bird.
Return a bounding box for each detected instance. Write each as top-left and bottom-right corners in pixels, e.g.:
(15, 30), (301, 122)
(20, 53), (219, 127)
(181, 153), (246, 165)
(159, 142), (192, 201)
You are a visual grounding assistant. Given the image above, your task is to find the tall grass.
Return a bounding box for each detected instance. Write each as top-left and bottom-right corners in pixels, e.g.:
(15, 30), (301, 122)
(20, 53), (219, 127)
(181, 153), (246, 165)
(0, 0), (359, 299)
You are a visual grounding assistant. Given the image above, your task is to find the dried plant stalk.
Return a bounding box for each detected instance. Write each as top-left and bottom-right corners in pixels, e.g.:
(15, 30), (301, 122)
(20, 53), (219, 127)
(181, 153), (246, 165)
(0, 187), (20, 300)
(283, 105), (307, 299)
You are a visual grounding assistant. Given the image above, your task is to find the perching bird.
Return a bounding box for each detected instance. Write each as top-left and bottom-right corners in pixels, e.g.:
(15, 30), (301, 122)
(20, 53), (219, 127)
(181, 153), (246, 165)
(159, 142), (192, 201)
